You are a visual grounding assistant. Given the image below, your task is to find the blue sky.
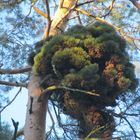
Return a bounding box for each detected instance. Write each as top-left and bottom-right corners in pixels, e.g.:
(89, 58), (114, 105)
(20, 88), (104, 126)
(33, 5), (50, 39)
(1, 88), (28, 129)
(1, 87), (54, 132)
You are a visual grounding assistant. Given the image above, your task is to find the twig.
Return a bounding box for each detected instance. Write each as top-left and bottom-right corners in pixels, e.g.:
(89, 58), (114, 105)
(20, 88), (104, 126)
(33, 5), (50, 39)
(76, 0), (94, 7)
(58, 86), (100, 97)
(109, 111), (140, 140)
(122, 117), (139, 140)
(32, 6), (49, 19)
(38, 85), (100, 102)
(52, 0), (57, 8)
(0, 0), (23, 6)
(85, 125), (105, 139)
(132, 40), (140, 51)
(11, 118), (19, 140)
(44, 0), (52, 38)
(47, 108), (60, 139)
(51, 101), (78, 140)
(0, 80), (27, 88)
(32, 0), (49, 19)
(76, 11), (82, 25)
(0, 66), (31, 74)
(124, 96), (140, 113)
(0, 87), (22, 114)
(101, 0), (115, 18)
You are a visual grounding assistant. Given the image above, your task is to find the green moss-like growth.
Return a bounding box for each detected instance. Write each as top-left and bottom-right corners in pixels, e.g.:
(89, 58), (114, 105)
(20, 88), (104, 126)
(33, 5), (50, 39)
(32, 22), (138, 138)
(61, 63), (99, 91)
(52, 47), (90, 75)
(33, 20), (138, 110)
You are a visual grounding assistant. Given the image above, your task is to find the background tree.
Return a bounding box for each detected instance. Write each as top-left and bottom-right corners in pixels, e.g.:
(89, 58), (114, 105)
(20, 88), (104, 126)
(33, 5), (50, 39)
(0, 122), (12, 140)
(0, 0), (140, 140)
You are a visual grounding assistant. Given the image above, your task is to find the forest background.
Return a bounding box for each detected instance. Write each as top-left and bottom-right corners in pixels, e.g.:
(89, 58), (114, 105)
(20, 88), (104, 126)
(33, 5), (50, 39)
(0, 0), (140, 140)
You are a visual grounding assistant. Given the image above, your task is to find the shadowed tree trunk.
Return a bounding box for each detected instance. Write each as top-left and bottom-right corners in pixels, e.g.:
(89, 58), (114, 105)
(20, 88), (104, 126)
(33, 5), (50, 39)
(62, 92), (115, 139)
(80, 106), (115, 138)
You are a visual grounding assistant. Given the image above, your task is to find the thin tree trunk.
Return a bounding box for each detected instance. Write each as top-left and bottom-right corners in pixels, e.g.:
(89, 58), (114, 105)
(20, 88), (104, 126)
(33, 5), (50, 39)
(24, 1), (76, 140)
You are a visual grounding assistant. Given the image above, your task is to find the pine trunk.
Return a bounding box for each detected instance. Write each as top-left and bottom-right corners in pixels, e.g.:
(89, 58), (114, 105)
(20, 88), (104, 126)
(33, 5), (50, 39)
(24, 1), (76, 140)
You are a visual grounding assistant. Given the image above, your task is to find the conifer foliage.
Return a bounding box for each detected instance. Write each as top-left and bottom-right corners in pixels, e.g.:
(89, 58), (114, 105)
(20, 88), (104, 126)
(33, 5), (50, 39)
(30, 22), (138, 138)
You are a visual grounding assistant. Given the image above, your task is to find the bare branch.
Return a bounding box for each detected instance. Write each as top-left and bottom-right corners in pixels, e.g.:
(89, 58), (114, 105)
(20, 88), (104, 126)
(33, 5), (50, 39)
(123, 117), (140, 139)
(32, 6), (49, 19)
(60, 0), (64, 8)
(132, 40), (140, 50)
(75, 7), (120, 30)
(11, 118), (19, 140)
(47, 108), (59, 139)
(101, 0), (116, 18)
(58, 86), (100, 96)
(76, 0), (94, 7)
(0, 66), (31, 74)
(44, 0), (52, 38)
(38, 85), (100, 102)
(120, 31), (140, 41)
(76, 11), (82, 25)
(123, 96), (140, 113)
(129, 0), (140, 9)
(0, 87), (22, 114)
(75, 8), (140, 41)
(85, 126), (105, 139)
(123, 113), (140, 116)
(0, 80), (27, 88)
(109, 111), (140, 139)
(0, 0), (24, 7)
(50, 100), (76, 140)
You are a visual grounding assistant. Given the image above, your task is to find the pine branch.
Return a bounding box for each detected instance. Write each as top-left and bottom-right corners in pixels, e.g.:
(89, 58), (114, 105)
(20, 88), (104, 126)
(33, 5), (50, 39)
(32, 6), (49, 19)
(59, 0), (64, 8)
(75, 8), (140, 41)
(129, 0), (140, 9)
(85, 126), (105, 139)
(44, 0), (52, 38)
(0, 80), (27, 88)
(0, 66), (31, 74)
(0, 0), (24, 6)
(11, 118), (19, 140)
(101, 0), (116, 18)
(38, 85), (100, 102)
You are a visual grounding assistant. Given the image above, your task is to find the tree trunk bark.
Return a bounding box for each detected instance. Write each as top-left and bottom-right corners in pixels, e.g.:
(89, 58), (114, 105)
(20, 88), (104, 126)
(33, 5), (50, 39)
(24, 74), (47, 140)
(24, 1), (76, 140)
(44, 0), (76, 37)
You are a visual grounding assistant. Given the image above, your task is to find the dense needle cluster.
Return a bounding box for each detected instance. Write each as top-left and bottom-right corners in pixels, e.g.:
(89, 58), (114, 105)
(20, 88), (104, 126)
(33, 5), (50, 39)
(29, 22), (138, 138)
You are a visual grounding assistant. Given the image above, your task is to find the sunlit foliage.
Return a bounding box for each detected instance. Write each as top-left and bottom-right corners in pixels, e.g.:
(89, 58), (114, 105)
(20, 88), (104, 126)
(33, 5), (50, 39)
(31, 22), (138, 138)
